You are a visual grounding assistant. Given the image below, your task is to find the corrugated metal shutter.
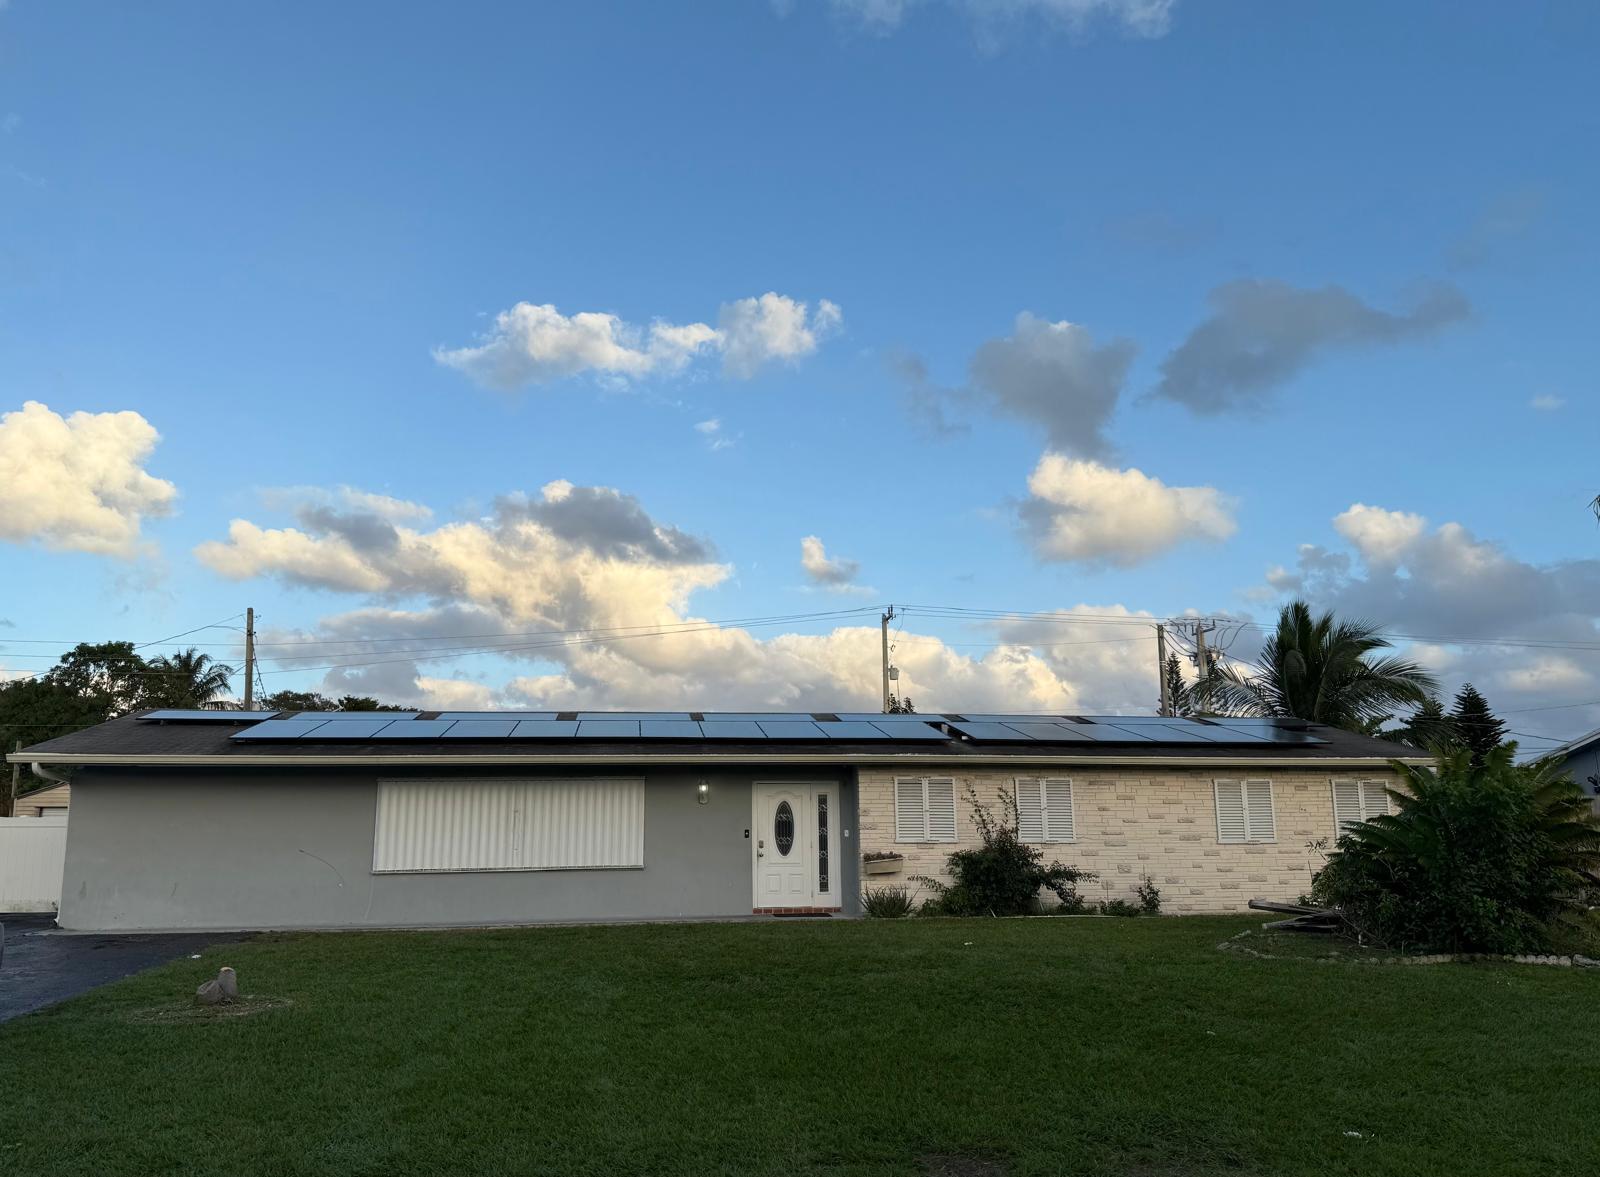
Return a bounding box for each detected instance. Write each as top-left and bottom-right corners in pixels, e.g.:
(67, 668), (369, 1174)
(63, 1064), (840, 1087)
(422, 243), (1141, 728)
(1043, 778), (1075, 842)
(1214, 780), (1247, 843)
(373, 779), (644, 873)
(1016, 778), (1045, 842)
(895, 778), (926, 842)
(925, 778), (957, 842)
(1244, 779), (1276, 842)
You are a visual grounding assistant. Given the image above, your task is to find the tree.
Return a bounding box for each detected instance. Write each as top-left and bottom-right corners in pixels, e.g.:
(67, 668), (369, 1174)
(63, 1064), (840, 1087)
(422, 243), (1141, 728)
(1385, 696), (1454, 750)
(1312, 745), (1600, 953)
(145, 649), (235, 710)
(1196, 601), (1437, 731)
(885, 694), (915, 713)
(44, 642), (151, 717)
(1449, 683), (1507, 767)
(0, 677), (109, 801)
(258, 689), (402, 712)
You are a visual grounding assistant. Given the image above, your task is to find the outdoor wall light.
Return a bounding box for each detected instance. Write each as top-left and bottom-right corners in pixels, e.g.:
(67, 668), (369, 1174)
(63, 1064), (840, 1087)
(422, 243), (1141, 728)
(697, 781), (710, 805)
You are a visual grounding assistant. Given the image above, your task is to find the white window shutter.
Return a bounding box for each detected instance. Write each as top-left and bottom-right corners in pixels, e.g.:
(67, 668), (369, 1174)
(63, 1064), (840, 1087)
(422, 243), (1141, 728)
(1331, 778), (1363, 833)
(1359, 779), (1390, 820)
(895, 778), (926, 842)
(1244, 779), (1276, 842)
(1043, 778), (1075, 842)
(1015, 778), (1045, 842)
(925, 779), (958, 842)
(1214, 780), (1247, 843)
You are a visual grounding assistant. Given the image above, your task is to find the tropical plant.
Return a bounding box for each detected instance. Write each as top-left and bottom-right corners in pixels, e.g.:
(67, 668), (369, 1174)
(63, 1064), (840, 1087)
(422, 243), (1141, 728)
(1311, 745), (1600, 953)
(1448, 683), (1507, 767)
(913, 785), (1095, 916)
(145, 648), (235, 709)
(1135, 874), (1162, 915)
(44, 641), (152, 717)
(1196, 601), (1437, 731)
(860, 885), (915, 918)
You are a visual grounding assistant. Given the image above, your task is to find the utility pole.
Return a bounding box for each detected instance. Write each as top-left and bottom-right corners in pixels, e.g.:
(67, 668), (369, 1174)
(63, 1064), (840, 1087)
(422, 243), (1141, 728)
(243, 607), (255, 711)
(1156, 624), (1172, 718)
(5, 740), (18, 818)
(880, 605), (896, 713)
(1193, 619), (1214, 693)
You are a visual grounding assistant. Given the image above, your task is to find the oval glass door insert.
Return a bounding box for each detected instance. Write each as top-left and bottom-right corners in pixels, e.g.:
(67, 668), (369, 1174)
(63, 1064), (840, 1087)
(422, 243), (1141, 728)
(774, 800), (795, 856)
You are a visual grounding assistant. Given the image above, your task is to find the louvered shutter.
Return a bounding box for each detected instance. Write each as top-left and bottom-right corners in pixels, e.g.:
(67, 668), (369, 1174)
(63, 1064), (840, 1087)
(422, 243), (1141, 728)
(1015, 778), (1046, 842)
(1359, 779), (1390, 820)
(1331, 778), (1363, 833)
(1214, 780), (1247, 843)
(926, 779), (958, 842)
(895, 778), (926, 842)
(1244, 779), (1276, 842)
(1043, 778), (1075, 842)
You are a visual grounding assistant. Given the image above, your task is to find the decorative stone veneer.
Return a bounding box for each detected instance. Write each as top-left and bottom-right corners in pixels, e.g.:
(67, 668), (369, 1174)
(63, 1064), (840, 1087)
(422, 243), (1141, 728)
(856, 765), (1408, 914)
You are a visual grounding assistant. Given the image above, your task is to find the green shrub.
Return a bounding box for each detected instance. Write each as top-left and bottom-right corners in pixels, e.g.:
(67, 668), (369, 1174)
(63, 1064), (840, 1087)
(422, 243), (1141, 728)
(860, 885), (915, 919)
(1099, 898), (1141, 917)
(1311, 746), (1600, 953)
(912, 785), (1096, 917)
(1135, 874), (1162, 915)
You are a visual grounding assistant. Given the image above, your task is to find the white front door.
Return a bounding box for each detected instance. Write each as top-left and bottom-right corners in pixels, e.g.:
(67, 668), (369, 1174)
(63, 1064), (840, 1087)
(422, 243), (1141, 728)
(752, 782), (839, 909)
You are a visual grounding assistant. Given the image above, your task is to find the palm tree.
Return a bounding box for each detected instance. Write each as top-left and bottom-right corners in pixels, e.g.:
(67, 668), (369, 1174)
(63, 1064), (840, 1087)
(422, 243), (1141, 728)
(146, 648), (235, 709)
(1196, 601), (1436, 731)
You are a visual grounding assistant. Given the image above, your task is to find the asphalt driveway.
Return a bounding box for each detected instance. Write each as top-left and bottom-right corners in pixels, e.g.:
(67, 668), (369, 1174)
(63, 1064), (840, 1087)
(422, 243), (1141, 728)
(0, 913), (252, 1022)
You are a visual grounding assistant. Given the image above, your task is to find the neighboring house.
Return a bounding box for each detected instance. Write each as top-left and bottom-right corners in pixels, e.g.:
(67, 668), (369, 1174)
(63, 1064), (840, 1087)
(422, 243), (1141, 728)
(1543, 727), (1600, 809)
(12, 781), (71, 817)
(8, 708), (1425, 932)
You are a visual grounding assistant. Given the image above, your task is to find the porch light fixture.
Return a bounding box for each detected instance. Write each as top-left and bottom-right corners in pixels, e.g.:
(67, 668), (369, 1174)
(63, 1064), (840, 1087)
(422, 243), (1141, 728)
(697, 780), (710, 805)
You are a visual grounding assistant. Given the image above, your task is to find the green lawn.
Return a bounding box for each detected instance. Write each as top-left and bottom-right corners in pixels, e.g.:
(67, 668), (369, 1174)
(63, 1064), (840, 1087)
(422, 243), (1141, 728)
(1, 916), (1594, 1176)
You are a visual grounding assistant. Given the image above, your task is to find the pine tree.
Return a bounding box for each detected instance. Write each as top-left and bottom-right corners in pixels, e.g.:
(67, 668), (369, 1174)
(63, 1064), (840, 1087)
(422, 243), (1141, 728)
(1390, 695), (1453, 749)
(1449, 683), (1506, 766)
(1164, 654), (1191, 716)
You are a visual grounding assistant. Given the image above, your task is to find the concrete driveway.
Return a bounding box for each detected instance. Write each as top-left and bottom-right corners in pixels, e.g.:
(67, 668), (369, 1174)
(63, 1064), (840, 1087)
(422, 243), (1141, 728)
(0, 913), (252, 1023)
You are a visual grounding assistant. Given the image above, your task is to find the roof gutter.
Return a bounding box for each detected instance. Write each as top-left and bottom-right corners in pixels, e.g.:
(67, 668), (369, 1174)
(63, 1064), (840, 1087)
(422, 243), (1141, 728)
(16, 751), (1435, 770)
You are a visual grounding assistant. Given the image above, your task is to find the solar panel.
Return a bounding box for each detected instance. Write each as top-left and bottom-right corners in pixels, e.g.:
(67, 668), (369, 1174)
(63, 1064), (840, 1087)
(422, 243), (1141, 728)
(947, 721), (1035, 742)
(141, 709), (279, 722)
(756, 720), (825, 740)
(578, 712), (691, 721)
(231, 719), (328, 740)
(436, 711), (556, 722)
(306, 719), (397, 739)
(511, 721), (580, 739)
(699, 721), (766, 740)
(1001, 722), (1100, 742)
(1077, 715), (1174, 725)
(1260, 729), (1330, 746)
(639, 720), (702, 739)
(576, 720), (640, 739)
(295, 711), (421, 721)
(871, 721), (950, 741)
(440, 720), (517, 739)
(816, 722), (891, 740)
(701, 713), (815, 723)
(374, 720), (459, 739)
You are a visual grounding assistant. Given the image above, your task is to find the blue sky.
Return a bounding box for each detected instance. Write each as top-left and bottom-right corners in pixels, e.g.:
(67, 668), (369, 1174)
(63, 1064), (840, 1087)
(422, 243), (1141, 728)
(2, 1), (1597, 742)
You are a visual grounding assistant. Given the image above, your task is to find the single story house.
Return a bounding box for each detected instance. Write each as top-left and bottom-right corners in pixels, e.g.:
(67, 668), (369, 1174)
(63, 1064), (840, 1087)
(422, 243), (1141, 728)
(9, 708), (1427, 932)
(1543, 726), (1600, 810)
(11, 781), (70, 817)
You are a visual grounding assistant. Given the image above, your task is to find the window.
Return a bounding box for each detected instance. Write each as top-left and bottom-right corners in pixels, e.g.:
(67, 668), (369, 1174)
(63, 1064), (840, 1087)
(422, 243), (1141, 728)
(1213, 779), (1276, 844)
(817, 792), (830, 894)
(373, 778), (644, 873)
(1331, 778), (1390, 834)
(894, 777), (958, 843)
(1015, 777), (1075, 843)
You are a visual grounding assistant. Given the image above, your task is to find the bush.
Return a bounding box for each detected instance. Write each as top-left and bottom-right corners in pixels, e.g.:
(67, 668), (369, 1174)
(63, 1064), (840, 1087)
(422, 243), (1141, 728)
(1312, 746), (1600, 953)
(912, 786), (1096, 917)
(1135, 875), (1162, 915)
(1099, 899), (1141, 917)
(860, 885), (915, 918)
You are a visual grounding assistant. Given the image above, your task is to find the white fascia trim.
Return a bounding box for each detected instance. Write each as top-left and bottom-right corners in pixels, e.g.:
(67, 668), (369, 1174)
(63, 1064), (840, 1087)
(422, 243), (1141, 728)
(16, 752), (1434, 770)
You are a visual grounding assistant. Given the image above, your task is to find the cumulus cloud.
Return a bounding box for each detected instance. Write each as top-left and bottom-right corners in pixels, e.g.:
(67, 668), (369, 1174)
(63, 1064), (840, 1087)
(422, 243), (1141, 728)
(800, 535), (860, 587)
(1019, 456), (1236, 566)
(206, 480), (1169, 714)
(435, 292), (839, 389)
(1153, 280), (1470, 414)
(827, 0), (1176, 39)
(0, 401), (177, 556)
(694, 418), (735, 450)
(1253, 504), (1600, 739)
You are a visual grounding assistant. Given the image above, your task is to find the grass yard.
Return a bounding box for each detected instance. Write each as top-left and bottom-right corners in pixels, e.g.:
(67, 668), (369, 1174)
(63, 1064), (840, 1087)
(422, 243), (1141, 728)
(1, 916), (1594, 1176)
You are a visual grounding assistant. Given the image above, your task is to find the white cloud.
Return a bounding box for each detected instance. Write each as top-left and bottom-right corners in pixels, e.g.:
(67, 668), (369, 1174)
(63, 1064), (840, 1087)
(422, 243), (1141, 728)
(207, 480), (1168, 714)
(827, 0), (1177, 39)
(435, 292), (840, 389)
(1019, 456), (1237, 566)
(800, 535), (860, 587)
(0, 401), (177, 556)
(1332, 503), (1426, 568)
(1529, 394), (1565, 412)
(694, 418), (735, 451)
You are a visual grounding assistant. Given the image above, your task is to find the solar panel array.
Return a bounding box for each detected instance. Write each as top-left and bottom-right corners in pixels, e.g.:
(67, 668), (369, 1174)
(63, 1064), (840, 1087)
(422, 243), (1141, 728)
(126, 709), (1332, 746)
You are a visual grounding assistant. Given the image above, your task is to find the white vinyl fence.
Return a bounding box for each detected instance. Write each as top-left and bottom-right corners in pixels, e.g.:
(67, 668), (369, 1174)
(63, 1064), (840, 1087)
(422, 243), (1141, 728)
(0, 816), (67, 912)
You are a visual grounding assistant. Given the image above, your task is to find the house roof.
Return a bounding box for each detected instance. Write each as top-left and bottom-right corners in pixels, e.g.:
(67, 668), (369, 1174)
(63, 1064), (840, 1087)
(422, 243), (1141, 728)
(1540, 726), (1600, 760)
(9, 709), (1430, 770)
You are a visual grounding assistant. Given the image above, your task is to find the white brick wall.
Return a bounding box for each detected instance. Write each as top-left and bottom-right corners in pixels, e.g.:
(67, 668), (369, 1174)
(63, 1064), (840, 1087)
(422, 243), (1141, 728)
(857, 765), (1402, 913)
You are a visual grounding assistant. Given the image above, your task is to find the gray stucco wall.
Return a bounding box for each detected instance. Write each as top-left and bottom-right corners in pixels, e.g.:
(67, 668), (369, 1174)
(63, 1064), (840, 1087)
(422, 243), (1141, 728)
(57, 766), (859, 932)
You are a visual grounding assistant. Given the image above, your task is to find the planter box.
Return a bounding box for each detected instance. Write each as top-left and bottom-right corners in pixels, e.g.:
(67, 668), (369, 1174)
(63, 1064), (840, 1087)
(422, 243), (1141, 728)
(862, 856), (904, 876)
